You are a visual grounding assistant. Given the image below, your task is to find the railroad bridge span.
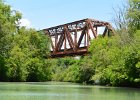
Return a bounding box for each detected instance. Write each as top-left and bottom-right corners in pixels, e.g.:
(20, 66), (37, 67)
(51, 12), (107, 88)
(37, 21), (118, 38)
(43, 18), (114, 57)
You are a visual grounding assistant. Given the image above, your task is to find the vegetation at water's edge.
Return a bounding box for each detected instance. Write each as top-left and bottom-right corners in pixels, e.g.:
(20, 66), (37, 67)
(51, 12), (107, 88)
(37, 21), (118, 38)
(0, 0), (140, 87)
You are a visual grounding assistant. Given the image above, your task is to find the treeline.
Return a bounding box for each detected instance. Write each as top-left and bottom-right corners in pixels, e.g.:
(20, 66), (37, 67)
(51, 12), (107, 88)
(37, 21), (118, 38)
(0, 0), (140, 87)
(50, 29), (140, 87)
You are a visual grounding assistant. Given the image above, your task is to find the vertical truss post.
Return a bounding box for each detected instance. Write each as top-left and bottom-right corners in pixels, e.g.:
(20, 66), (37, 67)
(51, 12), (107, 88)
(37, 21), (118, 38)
(64, 27), (67, 52)
(55, 34), (58, 52)
(74, 29), (77, 51)
(84, 30), (87, 47)
(87, 28), (90, 48)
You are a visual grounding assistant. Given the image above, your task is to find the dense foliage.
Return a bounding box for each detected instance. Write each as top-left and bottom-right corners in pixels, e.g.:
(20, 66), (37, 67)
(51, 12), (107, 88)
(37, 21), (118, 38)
(0, 1), (51, 82)
(127, 0), (140, 31)
(50, 56), (94, 83)
(89, 31), (140, 87)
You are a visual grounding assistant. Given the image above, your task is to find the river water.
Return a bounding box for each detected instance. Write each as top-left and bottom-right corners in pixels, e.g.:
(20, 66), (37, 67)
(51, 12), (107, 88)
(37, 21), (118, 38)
(0, 82), (140, 100)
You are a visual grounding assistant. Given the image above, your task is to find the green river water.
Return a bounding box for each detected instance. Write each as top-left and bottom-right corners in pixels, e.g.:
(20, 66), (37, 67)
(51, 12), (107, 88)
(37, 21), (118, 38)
(0, 82), (140, 100)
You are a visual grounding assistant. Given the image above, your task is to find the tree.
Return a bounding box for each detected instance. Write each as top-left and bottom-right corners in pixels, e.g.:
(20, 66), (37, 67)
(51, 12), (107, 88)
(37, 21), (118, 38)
(0, 1), (51, 82)
(0, 0), (21, 81)
(127, 0), (140, 31)
(89, 31), (140, 87)
(6, 28), (51, 82)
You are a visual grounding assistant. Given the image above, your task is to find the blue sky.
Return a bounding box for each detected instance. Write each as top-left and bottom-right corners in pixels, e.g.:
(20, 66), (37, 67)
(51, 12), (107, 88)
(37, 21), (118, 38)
(6, 0), (125, 30)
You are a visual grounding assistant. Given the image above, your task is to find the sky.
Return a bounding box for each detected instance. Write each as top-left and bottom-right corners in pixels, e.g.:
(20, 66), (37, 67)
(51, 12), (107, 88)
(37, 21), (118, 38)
(6, 0), (125, 30)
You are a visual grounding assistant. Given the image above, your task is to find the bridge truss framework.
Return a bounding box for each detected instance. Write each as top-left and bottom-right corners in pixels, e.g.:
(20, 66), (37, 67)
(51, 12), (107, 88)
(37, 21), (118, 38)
(43, 18), (115, 57)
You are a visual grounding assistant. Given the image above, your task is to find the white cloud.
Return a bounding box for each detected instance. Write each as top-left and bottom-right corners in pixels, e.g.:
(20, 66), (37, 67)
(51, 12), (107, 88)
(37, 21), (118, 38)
(19, 18), (31, 28)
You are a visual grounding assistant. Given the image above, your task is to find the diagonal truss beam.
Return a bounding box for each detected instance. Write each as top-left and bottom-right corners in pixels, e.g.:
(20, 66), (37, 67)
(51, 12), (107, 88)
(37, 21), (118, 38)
(77, 26), (87, 48)
(64, 26), (74, 50)
(55, 32), (65, 51)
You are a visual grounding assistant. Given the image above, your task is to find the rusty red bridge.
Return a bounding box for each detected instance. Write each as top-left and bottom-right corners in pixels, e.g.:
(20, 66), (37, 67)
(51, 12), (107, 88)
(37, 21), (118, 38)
(43, 18), (114, 57)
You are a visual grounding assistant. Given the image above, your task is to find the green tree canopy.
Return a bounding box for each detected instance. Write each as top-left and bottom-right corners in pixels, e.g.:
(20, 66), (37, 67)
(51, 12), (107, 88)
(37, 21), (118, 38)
(0, 1), (51, 82)
(127, 0), (140, 30)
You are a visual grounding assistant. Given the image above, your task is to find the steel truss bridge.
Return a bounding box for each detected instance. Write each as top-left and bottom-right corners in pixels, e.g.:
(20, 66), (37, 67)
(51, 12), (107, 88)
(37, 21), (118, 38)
(43, 18), (115, 57)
